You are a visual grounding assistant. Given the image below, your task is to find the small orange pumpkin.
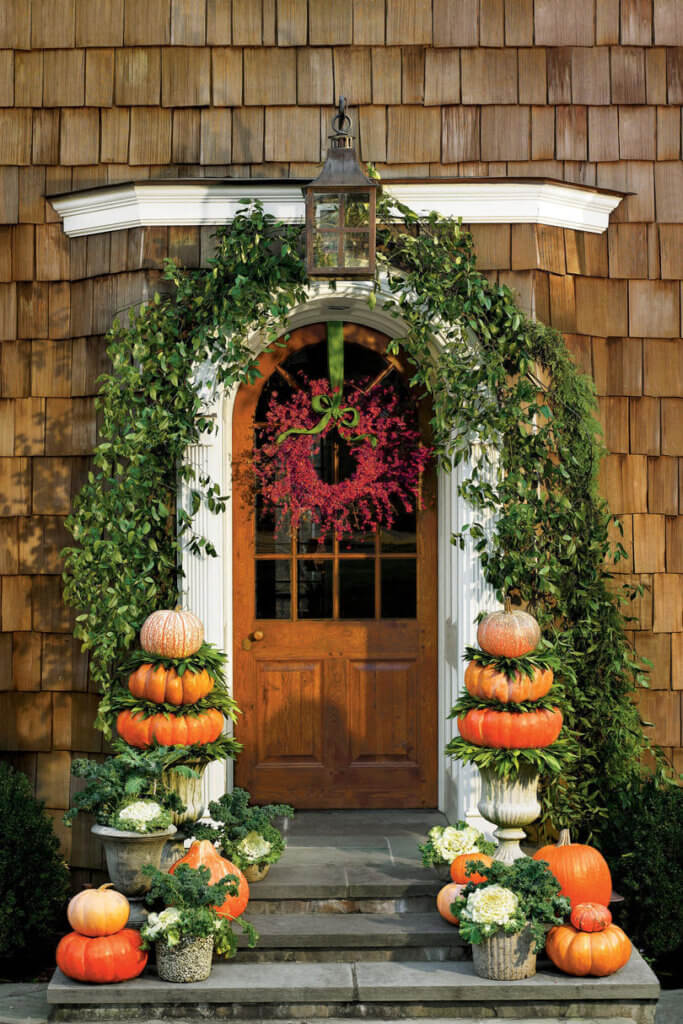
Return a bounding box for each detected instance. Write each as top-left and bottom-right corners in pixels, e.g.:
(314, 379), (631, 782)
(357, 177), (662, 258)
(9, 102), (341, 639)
(570, 902), (613, 933)
(533, 829), (612, 909)
(67, 883), (129, 937)
(56, 929), (148, 984)
(170, 840), (249, 919)
(116, 707), (224, 748)
(546, 922), (631, 976)
(140, 608), (204, 659)
(477, 600), (541, 658)
(457, 706), (563, 748)
(436, 882), (464, 925)
(128, 664), (214, 705)
(464, 661), (553, 704)
(450, 853), (494, 885)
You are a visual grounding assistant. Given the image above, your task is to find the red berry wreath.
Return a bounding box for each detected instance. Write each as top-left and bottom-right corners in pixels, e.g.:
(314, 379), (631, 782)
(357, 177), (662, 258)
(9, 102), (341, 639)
(254, 376), (431, 541)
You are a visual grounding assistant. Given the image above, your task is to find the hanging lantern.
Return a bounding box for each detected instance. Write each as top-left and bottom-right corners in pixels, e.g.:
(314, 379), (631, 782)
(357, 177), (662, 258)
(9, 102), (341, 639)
(304, 97), (378, 278)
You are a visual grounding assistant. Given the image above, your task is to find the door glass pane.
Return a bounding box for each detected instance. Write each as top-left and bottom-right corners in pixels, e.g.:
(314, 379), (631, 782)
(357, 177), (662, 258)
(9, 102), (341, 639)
(297, 512), (332, 553)
(381, 509), (417, 552)
(298, 560), (333, 619)
(256, 495), (290, 554)
(381, 559), (416, 618)
(339, 529), (375, 554)
(256, 561), (291, 619)
(339, 560), (375, 619)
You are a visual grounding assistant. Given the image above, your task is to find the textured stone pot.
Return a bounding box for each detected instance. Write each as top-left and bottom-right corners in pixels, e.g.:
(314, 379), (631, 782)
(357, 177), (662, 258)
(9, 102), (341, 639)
(161, 762), (207, 826)
(478, 765), (541, 864)
(92, 823), (177, 898)
(472, 925), (537, 980)
(432, 862), (452, 882)
(156, 935), (214, 983)
(243, 862), (271, 882)
(159, 838), (187, 873)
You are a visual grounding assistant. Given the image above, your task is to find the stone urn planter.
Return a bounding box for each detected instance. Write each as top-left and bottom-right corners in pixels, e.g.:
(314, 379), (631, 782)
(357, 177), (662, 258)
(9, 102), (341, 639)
(432, 862), (452, 882)
(156, 935), (214, 983)
(243, 862), (270, 883)
(472, 925), (537, 980)
(161, 762), (207, 826)
(159, 837), (187, 873)
(478, 766), (541, 864)
(92, 823), (177, 927)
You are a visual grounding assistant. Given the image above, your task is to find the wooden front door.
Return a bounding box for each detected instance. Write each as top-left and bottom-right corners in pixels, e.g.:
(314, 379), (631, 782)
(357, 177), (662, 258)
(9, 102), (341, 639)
(232, 322), (437, 808)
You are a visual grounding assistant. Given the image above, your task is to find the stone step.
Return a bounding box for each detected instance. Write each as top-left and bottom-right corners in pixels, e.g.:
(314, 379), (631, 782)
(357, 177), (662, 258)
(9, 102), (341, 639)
(48, 950), (660, 1022)
(247, 893), (439, 915)
(234, 911), (464, 962)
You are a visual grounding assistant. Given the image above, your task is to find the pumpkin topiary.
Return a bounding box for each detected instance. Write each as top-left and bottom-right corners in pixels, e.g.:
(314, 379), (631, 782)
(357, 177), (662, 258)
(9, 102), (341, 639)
(436, 882), (464, 924)
(533, 829), (612, 909)
(464, 661), (553, 703)
(476, 600), (541, 658)
(457, 706), (563, 749)
(170, 840), (249, 919)
(450, 853), (494, 885)
(128, 664), (214, 705)
(56, 929), (148, 983)
(570, 902), (613, 933)
(116, 707), (224, 748)
(140, 608), (204, 659)
(546, 922), (631, 976)
(67, 884), (130, 937)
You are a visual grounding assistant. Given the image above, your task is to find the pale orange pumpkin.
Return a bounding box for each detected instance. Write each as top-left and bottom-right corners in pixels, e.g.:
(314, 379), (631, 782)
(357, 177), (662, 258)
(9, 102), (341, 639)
(465, 661), (553, 703)
(546, 922), (631, 976)
(450, 853), (494, 885)
(140, 608), (204, 659)
(170, 840), (249, 919)
(67, 883), (130, 937)
(533, 829), (612, 909)
(436, 882), (464, 924)
(477, 600), (541, 658)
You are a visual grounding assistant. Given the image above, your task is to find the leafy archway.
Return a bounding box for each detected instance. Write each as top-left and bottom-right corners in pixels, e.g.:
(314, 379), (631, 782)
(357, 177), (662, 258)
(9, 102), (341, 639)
(62, 194), (666, 838)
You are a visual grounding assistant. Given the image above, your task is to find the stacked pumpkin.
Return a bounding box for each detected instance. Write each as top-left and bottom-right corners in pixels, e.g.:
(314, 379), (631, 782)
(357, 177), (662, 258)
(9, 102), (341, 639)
(56, 885), (147, 984)
(116, 608), (225, 750)
(458, 601), (563, 751)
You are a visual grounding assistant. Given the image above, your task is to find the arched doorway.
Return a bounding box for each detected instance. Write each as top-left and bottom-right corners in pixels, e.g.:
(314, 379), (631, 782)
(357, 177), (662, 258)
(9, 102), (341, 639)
(231, 322), (438, 808)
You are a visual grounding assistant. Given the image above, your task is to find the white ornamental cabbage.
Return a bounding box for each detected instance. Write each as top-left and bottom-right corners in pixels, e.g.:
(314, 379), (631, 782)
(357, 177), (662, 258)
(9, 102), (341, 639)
(432, 825), (482, 861)
(117, 800), (165, 828)
(237, 831), (272, 864)
(465, 884), (519, 926)
(143, 906), (181, 941)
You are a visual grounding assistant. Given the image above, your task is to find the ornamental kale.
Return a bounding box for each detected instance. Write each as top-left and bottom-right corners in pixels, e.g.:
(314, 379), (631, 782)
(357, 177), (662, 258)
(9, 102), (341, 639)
(191, 787), (293, 868)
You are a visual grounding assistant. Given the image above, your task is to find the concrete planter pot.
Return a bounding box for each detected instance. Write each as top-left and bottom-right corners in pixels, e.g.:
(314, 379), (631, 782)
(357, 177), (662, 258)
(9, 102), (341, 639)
(156, 935), (214, 984)
(472, 925), (537, 980)
(478, 765), (541, 864)
(432, 862), (452, 882)
(159, 838), (187, 873)
(161, 762), (207, 826)
(92, 823), (177, 897)
(243, 862), (271, 882)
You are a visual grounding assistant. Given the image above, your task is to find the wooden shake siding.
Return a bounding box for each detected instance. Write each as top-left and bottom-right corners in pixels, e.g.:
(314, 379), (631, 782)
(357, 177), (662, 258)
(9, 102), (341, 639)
(0, 0), (680, 875)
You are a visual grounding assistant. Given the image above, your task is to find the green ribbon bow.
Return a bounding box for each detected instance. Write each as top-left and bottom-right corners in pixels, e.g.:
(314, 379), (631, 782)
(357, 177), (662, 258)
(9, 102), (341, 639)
(276, 321), (377, 447)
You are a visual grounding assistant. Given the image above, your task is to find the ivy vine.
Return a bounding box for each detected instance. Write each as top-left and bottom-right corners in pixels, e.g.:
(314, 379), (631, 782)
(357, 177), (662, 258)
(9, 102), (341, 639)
(62, 193), (669, 837)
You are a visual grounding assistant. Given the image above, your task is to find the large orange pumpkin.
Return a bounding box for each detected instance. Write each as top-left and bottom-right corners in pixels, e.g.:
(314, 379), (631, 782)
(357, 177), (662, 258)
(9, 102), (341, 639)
(67, 884), (129, 937)
(140, 608), (204, 659)
(477, 601), (541, 658)
(450, 853), (494, 885)
(457, 706), (562, 748)
(546, 923), (631, 977)
(465, 661), (553, 703)
(116, 707), (223, 748)
(170, 840), (249, 919)
(56, 929), (148, 983)
(436, 882), (464, 924)
(128, 664), (214, 705)
(570, 902), (612, 932)
(533, 829), (612, 909)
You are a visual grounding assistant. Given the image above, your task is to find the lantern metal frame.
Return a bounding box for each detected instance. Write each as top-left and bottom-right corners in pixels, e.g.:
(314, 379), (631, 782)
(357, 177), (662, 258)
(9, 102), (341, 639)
(303, 98), (378, 279)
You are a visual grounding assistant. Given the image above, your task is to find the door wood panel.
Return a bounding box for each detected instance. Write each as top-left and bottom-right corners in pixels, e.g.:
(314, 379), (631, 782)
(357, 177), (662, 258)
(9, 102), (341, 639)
(232, 323), (438, 808)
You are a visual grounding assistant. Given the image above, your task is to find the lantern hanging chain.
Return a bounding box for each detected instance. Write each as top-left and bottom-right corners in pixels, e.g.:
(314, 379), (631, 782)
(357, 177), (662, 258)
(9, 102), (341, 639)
(332, 96), (352, 137)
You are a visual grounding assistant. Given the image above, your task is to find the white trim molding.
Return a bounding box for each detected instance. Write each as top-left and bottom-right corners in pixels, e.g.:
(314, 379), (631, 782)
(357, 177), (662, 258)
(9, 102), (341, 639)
(52, 178), (623, 238)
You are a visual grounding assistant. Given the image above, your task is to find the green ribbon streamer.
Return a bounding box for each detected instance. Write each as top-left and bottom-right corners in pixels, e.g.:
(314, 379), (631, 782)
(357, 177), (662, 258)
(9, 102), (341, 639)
(276, 321), (377, 447)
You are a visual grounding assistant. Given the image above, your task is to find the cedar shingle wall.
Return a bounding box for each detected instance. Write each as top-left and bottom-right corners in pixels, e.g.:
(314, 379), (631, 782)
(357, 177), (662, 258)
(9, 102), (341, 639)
(0, 0), (681, 874)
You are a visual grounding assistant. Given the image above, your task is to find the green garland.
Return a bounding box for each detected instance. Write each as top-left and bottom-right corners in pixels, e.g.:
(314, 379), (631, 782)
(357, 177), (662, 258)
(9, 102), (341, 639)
(62, 193), (669, 839)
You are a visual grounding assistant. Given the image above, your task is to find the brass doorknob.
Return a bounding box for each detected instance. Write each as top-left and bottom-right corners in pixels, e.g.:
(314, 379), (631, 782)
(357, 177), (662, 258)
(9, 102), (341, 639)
(242, 630), (264, 651)
(250, 630), (264, 641)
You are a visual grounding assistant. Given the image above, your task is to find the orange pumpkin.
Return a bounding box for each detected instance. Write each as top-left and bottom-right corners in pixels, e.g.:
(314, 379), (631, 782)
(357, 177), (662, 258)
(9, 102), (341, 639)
(546, 923), (631, 977)
(140, 608), (204, 659)
(533, 829), (612, 909)
(56, 929), (148, 984)
(116, 707), (223, 748)
(570, 902), (613, 933)
(67, 884), (129, 937)
(450, 853), (494, 885)
(128, 664), (214, 705)
(477, 600), (541, 658)
(170, 840), (249, 919)
(436, 882), (464, 924)
(457, 706), (562, 748)
(465, 661), (553, 703)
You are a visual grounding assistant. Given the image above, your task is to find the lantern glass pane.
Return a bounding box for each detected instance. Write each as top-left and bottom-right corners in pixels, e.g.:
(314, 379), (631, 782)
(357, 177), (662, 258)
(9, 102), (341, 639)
(344, 193), (370, 227)
(313, 232), (339, 269)
(314, 193), (341, 229)
(343, 232), (370, 268)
